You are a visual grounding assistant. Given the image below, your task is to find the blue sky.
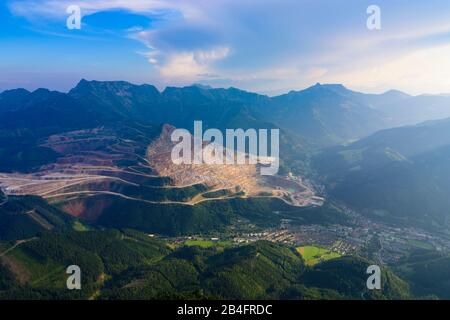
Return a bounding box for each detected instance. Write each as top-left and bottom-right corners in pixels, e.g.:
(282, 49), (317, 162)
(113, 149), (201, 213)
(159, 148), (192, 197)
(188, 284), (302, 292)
(2, 0), (450, 95)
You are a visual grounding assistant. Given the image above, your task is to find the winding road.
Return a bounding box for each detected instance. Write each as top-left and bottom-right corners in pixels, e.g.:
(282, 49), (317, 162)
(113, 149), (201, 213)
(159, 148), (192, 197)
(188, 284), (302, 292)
(0, 238), (37, 257)
(0, 187), (8, 207)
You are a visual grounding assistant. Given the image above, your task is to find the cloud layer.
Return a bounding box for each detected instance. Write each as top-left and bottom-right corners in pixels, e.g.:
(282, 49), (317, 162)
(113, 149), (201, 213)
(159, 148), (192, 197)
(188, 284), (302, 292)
(5, 0), (450, 94)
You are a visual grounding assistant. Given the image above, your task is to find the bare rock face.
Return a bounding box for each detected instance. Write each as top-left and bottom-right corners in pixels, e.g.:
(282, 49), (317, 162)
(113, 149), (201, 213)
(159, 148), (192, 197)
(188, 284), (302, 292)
(146, 124), (257, 191)
(146, 125), (323, 207)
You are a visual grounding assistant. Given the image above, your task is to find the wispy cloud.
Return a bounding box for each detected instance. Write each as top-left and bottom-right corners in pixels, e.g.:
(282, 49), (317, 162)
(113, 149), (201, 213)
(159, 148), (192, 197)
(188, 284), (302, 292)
(142, 47), (230, 81)
(8, 0), (200, 20)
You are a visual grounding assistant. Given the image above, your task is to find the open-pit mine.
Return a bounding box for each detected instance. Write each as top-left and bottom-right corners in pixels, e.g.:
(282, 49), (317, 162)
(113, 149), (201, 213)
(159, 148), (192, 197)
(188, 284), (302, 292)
(0, 125), (324, 221)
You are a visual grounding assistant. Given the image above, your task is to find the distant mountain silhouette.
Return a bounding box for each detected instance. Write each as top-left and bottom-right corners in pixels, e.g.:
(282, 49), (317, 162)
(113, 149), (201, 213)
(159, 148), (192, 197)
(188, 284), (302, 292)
(2, 79), (450, 173)
(314, 117), (450, 230)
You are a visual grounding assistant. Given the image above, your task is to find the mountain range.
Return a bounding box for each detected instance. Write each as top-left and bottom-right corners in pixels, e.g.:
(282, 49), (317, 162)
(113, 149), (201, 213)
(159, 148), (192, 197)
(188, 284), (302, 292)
(2, 79), (450, 299)
(4, 80), (450, 145)
(3, 80), (450, 228)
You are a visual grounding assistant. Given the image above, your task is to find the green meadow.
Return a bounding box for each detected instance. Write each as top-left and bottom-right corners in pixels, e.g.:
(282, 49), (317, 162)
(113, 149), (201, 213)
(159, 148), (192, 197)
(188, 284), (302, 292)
(297, 246), (341, 266)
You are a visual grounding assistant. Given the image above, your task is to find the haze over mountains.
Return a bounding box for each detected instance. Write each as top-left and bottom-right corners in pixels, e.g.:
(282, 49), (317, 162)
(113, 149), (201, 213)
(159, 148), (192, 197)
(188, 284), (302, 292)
(3, 79), (450, 300)
(3, 80), (450, 230)
(314, 117), (450, 229)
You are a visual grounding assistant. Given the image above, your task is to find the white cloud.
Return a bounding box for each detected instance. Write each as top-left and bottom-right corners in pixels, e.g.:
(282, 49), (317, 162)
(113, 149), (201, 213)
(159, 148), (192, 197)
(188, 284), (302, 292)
(156, 47), (230, 81)
(324, 44), (450, 94)
(8, 0), (202, 20)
